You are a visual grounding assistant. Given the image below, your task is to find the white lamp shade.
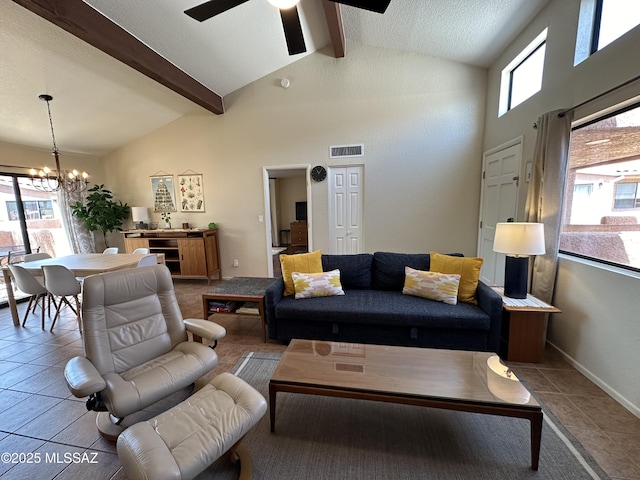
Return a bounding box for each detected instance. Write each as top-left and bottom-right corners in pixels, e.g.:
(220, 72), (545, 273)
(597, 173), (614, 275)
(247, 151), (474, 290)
(131, 207), (149, 223)
(486, 355), (531, 404)
(493, 222), (545, 256)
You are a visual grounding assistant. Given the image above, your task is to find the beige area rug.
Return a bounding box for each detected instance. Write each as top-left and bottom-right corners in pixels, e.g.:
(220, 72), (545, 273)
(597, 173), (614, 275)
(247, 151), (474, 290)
(194, 352), (610, 480)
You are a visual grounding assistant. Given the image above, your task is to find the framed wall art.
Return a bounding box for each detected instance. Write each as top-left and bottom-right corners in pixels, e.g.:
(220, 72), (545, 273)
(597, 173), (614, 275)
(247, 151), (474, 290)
(150, 175), (177, 212)
(178, 173), (205, 212)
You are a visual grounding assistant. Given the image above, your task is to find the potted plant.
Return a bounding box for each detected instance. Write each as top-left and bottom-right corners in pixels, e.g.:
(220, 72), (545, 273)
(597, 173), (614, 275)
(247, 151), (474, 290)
(70, 184), (130, 250)
(161, 212), (172, 229)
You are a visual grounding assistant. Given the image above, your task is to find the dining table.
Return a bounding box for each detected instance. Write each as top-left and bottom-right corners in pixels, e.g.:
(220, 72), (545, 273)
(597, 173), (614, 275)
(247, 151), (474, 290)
(2, 253), (160, 326)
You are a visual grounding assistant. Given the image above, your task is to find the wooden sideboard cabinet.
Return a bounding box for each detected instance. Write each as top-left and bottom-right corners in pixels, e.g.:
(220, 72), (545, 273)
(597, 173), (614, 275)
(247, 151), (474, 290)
(122, 228), (221, 284)
(289, 221), (308, 253)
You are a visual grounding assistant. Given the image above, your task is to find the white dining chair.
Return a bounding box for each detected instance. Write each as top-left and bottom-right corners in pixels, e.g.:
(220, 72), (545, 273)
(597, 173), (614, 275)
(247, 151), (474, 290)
(24, 252), (52, 262)
(42, 265), (82, 332)
(136, 254), (158, 267)
(7, 264), (50, 329)
(132, 247), (150, 254)
(103, 247), (119, 254)
(23, 252), (53, 284)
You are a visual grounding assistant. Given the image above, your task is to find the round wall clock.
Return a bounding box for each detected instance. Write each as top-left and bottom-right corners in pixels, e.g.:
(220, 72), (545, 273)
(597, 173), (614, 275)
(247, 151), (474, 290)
(311, 165), (327, 182)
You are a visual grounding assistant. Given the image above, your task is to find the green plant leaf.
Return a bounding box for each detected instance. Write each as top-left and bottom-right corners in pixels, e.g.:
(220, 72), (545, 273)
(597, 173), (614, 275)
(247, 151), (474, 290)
(71, 184), (130, 237)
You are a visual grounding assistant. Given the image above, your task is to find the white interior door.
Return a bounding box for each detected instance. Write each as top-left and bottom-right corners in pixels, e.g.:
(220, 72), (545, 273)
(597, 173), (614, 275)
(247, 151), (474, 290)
(329, 166), (363, 254)
(478, 139), (521, 286)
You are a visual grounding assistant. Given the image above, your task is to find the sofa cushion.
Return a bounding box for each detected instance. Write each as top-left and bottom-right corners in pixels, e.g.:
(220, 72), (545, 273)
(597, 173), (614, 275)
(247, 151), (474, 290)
(292, 269), (345, 299)
(280, 250), (323, 296)
(429, 251), (483, 304)
(371, 252), (431, 291)
(321, 254), (373, 289)
(274, 290), (490, 331)
(402, 267), (460, 305)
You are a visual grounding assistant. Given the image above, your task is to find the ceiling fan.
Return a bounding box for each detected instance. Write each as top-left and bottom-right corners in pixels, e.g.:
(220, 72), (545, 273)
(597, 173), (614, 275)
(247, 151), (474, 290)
(184, 0), (391, 55)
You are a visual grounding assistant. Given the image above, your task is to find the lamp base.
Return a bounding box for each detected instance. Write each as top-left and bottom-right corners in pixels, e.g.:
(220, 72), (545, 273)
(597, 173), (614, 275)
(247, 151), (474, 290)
(504, 256), (529, 299)
(135, 221), (148, 230)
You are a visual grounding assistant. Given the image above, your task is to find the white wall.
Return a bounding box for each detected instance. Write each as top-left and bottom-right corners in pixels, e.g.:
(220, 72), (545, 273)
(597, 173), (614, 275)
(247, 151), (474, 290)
(483, 0), (640, 416)
(103, 43), (487, 276)
(0, 141), (101, 181)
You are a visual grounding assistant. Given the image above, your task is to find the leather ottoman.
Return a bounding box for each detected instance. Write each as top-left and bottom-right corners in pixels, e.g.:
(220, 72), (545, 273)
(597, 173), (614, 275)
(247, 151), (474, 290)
(116, 372), (267, 480)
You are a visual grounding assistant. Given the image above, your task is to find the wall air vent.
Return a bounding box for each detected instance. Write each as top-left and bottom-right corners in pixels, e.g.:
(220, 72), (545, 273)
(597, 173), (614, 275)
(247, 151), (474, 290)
(329, 144), (364, 158)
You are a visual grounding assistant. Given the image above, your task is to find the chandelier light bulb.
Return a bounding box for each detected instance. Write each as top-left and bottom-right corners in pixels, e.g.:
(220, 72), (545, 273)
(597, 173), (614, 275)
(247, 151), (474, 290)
(29, 168), (36, 176)
(43, 166), (50, 174)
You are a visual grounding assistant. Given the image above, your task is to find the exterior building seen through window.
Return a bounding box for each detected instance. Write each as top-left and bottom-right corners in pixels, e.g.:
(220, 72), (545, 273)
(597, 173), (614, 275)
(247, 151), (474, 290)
(0, 175), (72, 305)
(561, 103), (640, 271)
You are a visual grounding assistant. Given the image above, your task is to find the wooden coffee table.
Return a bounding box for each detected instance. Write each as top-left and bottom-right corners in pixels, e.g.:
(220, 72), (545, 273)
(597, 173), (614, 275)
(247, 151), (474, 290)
(269, 339), (543, 470)
(202, 277), (276, 342)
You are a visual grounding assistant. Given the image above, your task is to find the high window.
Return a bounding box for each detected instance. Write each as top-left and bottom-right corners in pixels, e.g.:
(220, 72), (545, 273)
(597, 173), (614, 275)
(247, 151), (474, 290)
(499, 29), (547, 116)
(575, 0), (640, 65)
(560, 103), (640, 271)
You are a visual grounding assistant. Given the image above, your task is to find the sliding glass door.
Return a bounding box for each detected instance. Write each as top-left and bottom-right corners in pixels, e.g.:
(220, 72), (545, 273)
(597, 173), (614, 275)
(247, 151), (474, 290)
(0, 174), (72, 305)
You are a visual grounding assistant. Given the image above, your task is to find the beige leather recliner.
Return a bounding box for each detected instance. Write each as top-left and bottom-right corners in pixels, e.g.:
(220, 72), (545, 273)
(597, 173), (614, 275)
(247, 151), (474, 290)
(63, 264), (226, 439)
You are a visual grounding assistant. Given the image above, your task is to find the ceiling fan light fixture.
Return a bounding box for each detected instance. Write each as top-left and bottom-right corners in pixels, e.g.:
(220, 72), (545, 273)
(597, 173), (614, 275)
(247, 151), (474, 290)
(267, 0), (300, 9)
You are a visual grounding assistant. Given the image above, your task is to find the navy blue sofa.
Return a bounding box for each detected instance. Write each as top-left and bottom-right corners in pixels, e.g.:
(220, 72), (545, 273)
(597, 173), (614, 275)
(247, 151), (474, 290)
(264, 252), (503, 352)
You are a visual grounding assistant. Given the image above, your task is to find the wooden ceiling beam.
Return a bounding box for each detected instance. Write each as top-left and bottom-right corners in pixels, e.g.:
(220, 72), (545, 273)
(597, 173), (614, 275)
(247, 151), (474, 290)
(322, 0), (346, 58)
(12, 0), (225, 115)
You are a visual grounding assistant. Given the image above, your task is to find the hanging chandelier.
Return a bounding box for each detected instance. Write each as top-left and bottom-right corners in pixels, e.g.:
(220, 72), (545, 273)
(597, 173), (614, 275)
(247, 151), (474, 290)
(29, 94), (89, 193)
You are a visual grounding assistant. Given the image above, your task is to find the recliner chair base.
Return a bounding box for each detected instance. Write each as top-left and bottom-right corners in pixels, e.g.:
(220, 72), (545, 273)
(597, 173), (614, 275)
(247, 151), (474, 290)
(230, 442), (253, 480)
(96, 412), (127, 442)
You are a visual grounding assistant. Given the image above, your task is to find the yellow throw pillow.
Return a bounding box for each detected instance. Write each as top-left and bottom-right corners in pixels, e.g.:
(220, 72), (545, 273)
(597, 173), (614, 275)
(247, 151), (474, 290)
(280, 250), (323, 296)
(292, 269), (345, 299)
(403, 267), (460, 305)
(429, 251), (484, 304)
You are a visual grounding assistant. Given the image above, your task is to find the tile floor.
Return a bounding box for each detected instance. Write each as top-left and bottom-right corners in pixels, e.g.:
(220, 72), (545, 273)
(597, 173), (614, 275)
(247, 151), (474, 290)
(0, 279), (637, 479)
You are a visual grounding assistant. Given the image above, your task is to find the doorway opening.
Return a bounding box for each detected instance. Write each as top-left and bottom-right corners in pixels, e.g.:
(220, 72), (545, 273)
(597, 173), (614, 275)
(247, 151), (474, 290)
(262, 165), (311, 277)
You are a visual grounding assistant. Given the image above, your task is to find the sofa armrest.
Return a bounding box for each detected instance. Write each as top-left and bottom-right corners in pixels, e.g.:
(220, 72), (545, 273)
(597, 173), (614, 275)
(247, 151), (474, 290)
(265, 277), (285, 340)
(475, 281), (503, 353)
(64, 356), (106, 398)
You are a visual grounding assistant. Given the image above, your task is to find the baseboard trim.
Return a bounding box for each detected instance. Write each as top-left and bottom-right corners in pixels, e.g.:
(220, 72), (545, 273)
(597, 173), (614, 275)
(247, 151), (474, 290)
(547, 341), (640, 419)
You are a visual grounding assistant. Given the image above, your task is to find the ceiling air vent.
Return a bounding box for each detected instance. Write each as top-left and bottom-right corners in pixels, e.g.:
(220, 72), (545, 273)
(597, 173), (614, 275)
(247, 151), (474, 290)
(330, 144), (364, 158)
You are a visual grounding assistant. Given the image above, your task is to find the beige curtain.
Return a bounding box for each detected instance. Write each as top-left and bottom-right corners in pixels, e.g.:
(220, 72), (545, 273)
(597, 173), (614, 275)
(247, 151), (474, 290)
(59, 190), (95, 253)
(524, 109), (574, 303)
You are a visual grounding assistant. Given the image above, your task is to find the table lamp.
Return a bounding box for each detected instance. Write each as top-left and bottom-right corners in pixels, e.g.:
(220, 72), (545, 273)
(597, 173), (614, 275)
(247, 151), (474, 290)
(131, 207), (149, 229)
(493, 222), (545, 299)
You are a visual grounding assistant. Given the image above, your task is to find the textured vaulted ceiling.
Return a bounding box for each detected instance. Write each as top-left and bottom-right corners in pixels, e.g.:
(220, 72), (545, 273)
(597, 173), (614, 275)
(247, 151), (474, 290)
(0, 0), (549, 156)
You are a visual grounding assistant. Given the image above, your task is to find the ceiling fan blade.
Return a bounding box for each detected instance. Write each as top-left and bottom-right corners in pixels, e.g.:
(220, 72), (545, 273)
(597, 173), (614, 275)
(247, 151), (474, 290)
(184, 0), (250, 21)
(329, 0), (391, 14)
(280, 6), (306, 55)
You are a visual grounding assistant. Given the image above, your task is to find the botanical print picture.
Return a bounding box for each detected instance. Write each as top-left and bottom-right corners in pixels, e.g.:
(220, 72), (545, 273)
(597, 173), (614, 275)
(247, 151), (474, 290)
(178, 174), (205, 212)
(151, 175), (177, 212)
